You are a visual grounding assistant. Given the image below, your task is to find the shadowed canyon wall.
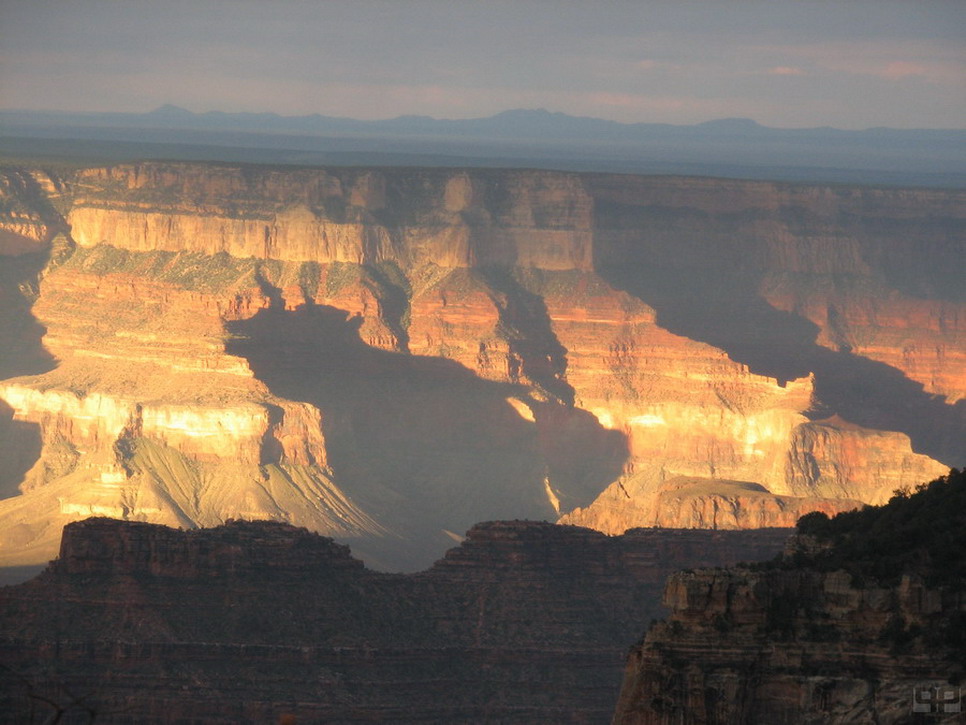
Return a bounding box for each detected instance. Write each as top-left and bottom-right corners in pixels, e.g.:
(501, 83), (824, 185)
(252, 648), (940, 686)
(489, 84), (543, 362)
(614, 565), (965, 725)
(0, 518), (790, 723)
(613, 470), (966, 724)
(0, 162), (962, 570)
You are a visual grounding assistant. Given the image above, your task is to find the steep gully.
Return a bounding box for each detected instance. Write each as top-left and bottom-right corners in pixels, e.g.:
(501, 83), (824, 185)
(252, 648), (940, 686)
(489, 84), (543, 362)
(479, 265), (577, 406)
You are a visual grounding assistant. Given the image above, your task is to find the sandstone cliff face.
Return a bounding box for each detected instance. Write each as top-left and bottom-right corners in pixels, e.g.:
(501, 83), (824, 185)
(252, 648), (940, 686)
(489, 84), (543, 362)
(0, 161), (961, 570)
(589, 174), (966, 425)
(613, 567), (964, 725)
(764, 279), (966, 402)
(0, 169), (68, 248)
(0, 518), (790, 723)
(612, 471), (966, 724)
(562, 476), (865, 534)
(67, 164), (596, 270)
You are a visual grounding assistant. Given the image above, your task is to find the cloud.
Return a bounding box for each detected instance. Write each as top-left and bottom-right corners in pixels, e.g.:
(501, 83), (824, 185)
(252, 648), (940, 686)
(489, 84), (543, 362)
(876, 61), (941, 82)
(767, 39), (966, 85)
(767, 66), (807, 76)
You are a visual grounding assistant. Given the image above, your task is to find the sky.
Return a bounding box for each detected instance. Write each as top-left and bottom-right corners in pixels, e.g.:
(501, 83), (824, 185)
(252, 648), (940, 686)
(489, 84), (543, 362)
(0, 0), (963, 129)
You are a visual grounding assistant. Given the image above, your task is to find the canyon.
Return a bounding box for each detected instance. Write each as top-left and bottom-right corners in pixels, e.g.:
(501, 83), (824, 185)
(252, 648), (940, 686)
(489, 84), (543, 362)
(613, 469), (966, 724)
(0, 517), (791, 722)
(0, 162), (963, 571)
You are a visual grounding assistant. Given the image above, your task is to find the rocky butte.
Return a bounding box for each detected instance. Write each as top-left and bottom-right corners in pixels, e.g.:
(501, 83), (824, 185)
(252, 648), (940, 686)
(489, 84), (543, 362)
(613, 468), (966, 725)
(0, 518), (790, 722)
(0, 162), (963, 571)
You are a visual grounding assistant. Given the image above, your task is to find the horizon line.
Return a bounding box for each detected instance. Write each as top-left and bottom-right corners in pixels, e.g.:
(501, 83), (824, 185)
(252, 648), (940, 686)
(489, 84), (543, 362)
(2, 105), (964, 134)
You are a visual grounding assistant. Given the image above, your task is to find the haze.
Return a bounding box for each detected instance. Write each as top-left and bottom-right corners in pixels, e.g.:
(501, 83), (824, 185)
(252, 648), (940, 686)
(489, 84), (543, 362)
(1, 0), (963, 130)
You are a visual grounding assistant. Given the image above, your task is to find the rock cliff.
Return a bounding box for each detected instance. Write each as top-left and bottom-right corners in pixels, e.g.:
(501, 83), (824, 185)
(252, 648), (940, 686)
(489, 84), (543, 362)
(612, 469), (966, 724)
(0, 518), (790, 723)
(562, 475), (865, 533)
(66, 165), (596, 270)
(0, 162), (962, 570)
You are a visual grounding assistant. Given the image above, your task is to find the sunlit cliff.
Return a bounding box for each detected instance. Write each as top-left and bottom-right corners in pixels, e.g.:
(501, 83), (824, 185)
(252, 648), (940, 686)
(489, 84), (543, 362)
(0, 163), (962, 570)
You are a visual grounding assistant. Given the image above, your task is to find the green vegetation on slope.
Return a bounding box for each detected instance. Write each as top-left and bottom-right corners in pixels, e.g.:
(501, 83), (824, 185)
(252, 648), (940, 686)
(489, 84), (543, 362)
(742, 470), (966, 668)
(794, 468), (966, 588)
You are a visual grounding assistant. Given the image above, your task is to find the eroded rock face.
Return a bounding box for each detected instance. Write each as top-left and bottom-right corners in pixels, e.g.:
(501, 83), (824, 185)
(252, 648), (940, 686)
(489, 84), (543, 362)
(0, 517), (790, 723)
(613, 565), (964, 725)
(66, 164), (597, 270)
(562, 476), (866, 533)
(612, 470), (966, 724)
(0, 162), (962, 570)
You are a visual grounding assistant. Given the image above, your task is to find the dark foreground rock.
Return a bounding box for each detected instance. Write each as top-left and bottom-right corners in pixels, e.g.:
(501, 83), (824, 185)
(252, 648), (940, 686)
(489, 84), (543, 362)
(612, 469), (966, 725)
(0, 518), (789, 723)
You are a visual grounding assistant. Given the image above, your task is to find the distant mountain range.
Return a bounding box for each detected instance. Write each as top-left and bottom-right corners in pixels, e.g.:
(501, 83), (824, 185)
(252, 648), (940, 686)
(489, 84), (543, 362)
(2, 106), (965, 187)
(8, 104), (965, 142)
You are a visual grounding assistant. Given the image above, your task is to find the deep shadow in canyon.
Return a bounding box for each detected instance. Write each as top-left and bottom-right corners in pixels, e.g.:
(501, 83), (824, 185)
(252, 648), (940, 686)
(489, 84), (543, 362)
(0, 249), (57, 381)
(0, 400), (40, 501)
(0, 246), (54, 503)
(479, 266), (576, 406)
(597, 232), (966, 468)
(225, 287), (627, 566)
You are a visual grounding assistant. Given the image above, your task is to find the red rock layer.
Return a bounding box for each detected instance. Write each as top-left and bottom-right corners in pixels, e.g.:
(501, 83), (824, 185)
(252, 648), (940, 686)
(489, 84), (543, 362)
(562, 476), (865, 533)
(67, 164), (597, 270)
(0, 162), (961, 570)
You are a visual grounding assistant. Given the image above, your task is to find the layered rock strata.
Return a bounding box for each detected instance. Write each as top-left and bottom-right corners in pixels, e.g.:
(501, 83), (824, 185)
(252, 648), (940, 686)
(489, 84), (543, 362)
(562, 476), (865, 534)
(0, 162), (962, 570)
(612, 471), (966, 724)
(614, 567), (964, 724)
(0, 518), (791, 723)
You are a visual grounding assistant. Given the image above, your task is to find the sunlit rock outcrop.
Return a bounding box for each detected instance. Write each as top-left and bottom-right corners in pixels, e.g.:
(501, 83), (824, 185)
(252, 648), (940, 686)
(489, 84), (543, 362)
(0, 162), (962, 570)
